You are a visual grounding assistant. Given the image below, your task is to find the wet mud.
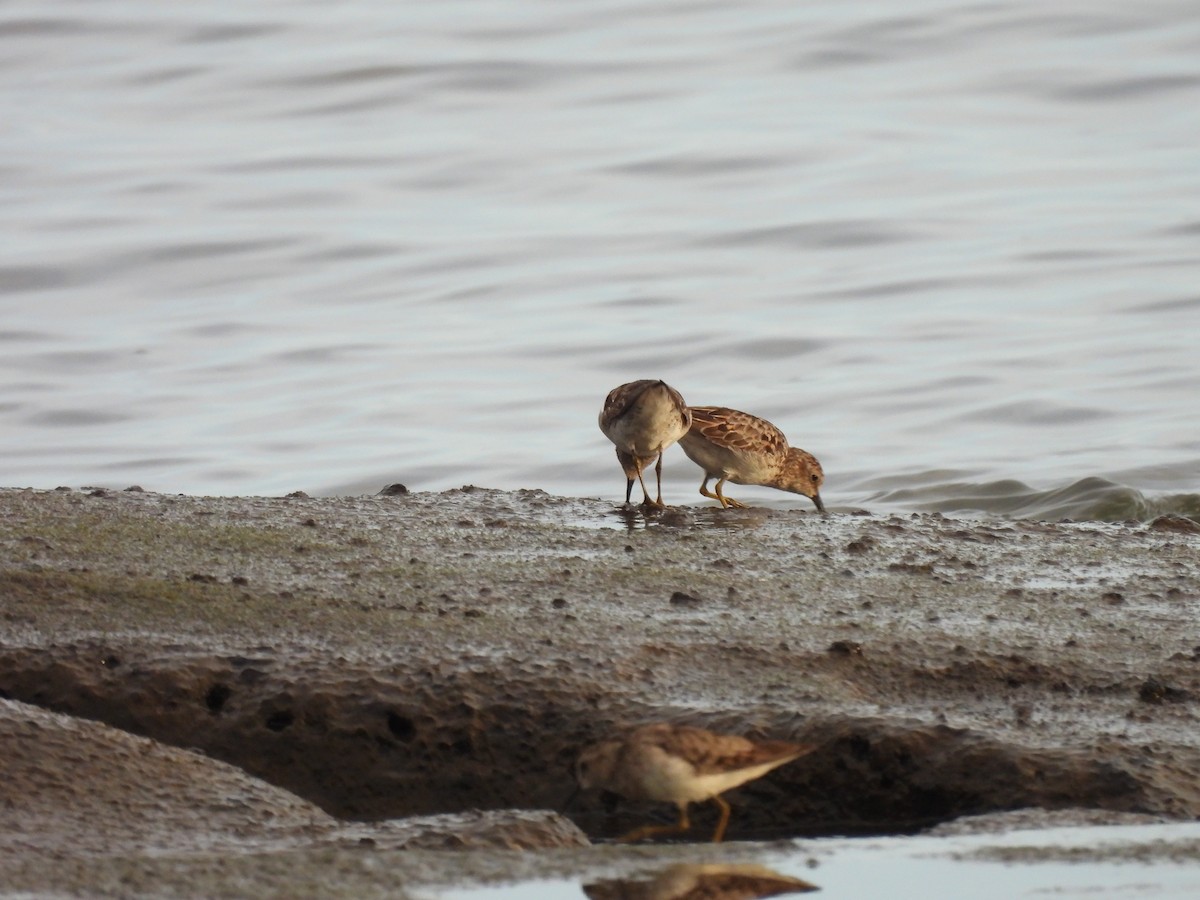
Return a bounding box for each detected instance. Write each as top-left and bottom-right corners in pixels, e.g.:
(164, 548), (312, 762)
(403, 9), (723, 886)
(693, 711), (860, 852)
(1, 486), (1198, 895)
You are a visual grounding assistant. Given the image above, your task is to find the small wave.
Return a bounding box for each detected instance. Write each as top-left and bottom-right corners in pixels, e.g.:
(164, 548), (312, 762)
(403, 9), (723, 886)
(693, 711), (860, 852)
(865, 475), (1200, 523)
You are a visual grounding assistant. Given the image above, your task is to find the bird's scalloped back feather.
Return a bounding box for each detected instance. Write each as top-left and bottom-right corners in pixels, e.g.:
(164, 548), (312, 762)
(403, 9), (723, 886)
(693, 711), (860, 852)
(687, 407), (790, 455)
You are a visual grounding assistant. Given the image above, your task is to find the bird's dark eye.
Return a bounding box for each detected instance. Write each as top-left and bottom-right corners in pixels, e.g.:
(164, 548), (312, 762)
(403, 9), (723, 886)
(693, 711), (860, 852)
(811, 473), (819, 482)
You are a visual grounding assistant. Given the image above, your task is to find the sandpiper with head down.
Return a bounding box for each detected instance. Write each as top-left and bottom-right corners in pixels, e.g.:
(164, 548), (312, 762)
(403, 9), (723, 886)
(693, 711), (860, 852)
(574, 722), (815, 843)
(679, 406), (824, 511)
(598, 380), (691, 508)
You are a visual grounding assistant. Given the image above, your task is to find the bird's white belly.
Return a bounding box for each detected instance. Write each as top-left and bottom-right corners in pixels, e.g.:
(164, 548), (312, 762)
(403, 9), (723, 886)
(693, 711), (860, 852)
(636, 752), (718, 803)
(636, 752), (784, 803)
(680, 436), (778, 484)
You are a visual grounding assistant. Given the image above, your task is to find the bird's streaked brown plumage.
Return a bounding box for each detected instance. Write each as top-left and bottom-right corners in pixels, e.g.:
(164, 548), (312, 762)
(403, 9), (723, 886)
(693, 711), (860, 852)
(574, 722), (815, 843)
(680, 406), (824, 511)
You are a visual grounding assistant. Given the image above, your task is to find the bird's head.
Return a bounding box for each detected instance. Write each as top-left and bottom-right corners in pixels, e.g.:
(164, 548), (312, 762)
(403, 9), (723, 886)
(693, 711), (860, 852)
(776, 449), (825, 512)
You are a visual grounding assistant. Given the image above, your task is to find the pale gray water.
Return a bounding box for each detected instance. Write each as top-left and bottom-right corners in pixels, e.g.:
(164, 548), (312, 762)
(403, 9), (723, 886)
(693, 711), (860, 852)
(2, 0), (1199, 519)
(426, 823), (1200, 899)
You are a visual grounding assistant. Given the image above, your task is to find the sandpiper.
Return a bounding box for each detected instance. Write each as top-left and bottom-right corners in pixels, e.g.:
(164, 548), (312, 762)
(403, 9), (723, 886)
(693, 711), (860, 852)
(574, 722), (815, 843)
(598, 380), (691, 508)
(679, 406), (824, 511)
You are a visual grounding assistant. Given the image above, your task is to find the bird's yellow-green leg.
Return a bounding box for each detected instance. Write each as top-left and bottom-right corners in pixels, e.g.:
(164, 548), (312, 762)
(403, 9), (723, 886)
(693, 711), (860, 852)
(714, 478), (747, 509)
(655, 452), (664, 506)
(709, 795), (733, 843)
(619, 449), (658, 507)
(636, 457), (662, 508)
(615, 805), (691, 843)
(700, 475), (747, 509)
(642, 453), (665, 508)
(636, 471), (653, 506)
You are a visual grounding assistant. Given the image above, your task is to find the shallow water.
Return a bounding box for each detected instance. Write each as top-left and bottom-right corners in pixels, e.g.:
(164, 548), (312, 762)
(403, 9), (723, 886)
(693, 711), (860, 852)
(2, 1), (1198, 520)
(427, 823), (1200, 899)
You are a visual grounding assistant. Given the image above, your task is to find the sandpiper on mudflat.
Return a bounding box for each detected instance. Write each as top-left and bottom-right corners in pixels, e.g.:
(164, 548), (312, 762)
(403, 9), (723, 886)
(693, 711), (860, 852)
(598, 380), (691, 507)
(574, 722), (815, 843)
(679, 406), (824, 511)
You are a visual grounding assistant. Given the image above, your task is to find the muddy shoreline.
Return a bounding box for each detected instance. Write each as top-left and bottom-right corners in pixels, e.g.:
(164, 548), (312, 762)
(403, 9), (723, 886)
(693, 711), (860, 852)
(1, 486), (1198, 896)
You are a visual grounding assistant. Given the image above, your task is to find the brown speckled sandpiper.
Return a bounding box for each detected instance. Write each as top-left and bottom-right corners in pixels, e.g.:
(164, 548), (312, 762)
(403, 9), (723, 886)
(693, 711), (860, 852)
(679, 406), (824, 511)
(574, 722), (815, 843)
(598, 380), (691, 508)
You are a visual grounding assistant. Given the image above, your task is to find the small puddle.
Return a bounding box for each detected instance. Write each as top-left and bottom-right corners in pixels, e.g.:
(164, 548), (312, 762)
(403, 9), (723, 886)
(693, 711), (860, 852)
(420, 823), (1200, 899)
(584, 504), (794, 532)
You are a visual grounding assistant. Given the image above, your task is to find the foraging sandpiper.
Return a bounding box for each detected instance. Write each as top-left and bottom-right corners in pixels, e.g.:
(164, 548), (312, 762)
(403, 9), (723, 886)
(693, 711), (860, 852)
(574, 722), (815, 843)
(679, 406), (824, 511)
(598, 380), (691, 507)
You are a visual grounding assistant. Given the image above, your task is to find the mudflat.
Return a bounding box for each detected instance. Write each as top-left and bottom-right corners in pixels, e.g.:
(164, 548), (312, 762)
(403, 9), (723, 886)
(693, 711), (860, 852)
(1, 486), (1198, 897)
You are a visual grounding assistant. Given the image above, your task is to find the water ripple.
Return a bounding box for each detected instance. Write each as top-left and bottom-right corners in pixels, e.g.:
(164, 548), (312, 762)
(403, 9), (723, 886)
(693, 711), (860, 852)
(698, 220), (920, 250)
(962, 402), (1112, 426)
(1048, 74), (1200, 103)
(608, 154), (791, 178)
(1, 0), (1197, 516)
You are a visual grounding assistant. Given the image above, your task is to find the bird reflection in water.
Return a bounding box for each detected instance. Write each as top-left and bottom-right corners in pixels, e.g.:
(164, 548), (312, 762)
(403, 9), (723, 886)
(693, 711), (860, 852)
(583, 862), (819, 899)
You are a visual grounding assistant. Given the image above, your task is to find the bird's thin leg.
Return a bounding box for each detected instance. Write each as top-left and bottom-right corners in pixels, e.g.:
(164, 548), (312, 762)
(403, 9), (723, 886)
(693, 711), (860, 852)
(615, 805), (691, 844)
(709, 795), (732, 843)
(635, 463), (656, 507)
(698, 476), (722, 503)
(624, 477), (635, 505)
(714, 478), (747, 510)
(654, 452), (664, 506)
(641, 453), (664, 508)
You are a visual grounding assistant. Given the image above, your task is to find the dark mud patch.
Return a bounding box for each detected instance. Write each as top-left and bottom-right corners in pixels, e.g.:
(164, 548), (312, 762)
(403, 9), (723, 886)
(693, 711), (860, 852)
(0, 643), (1194, 842)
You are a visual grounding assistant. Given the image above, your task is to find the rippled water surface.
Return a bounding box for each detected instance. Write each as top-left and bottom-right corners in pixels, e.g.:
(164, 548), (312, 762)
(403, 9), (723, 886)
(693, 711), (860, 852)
(3, 0), (1198, 519)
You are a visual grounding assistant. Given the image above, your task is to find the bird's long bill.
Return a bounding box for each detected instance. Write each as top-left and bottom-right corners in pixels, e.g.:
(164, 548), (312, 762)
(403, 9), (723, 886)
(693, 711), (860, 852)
(812, 492), (825, 512)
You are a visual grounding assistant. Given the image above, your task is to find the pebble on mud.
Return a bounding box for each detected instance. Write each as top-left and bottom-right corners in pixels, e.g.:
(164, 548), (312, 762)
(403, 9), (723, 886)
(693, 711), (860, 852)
(669, 591), (703, 607)
(1148, 514), (1200, 534)
(828, 640), (864, 656)
(1137, 678), (1191, 704)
